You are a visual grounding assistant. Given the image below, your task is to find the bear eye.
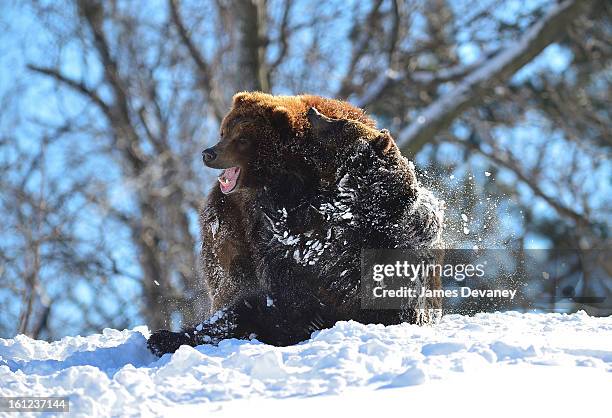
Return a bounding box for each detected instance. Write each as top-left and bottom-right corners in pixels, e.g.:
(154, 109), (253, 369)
(238, 137), (249, 144)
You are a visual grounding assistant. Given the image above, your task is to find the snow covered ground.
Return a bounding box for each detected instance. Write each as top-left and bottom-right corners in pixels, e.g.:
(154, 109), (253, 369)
(1, 311), (610, 417)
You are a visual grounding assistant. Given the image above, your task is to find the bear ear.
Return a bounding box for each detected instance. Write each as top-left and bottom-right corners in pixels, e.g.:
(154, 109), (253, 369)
(372, 129), (398, 155)
(270, 105), (292, 133)
(232, 92), (256, 107)
(307, 107), (337, 134)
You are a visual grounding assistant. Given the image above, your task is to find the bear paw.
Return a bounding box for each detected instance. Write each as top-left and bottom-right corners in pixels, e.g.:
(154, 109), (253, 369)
(147, 329), (193, 357)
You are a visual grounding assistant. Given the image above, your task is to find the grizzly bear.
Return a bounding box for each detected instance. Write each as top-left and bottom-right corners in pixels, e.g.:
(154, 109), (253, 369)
(147, 93), (443, 357)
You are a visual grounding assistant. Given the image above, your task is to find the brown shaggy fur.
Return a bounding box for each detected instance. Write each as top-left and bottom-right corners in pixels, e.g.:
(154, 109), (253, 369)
(200, 92), (379, 313)
(146, 93), (443, 356)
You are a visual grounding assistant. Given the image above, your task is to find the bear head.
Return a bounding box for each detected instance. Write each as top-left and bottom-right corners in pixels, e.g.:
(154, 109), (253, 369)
(305, 107), (418, 197)
(306, 106), (402, 165)
(203, 92), (376, 195)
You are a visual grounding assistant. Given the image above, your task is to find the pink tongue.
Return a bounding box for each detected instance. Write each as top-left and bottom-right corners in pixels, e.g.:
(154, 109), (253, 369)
(219, 167), (240, 193)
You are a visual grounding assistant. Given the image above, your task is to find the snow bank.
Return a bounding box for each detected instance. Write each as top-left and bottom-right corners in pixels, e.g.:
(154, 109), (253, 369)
(1, 312), (610, 417)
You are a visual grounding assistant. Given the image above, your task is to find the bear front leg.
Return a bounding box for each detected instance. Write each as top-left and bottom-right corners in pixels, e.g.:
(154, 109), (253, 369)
(147, 291), (289, 356)
(147, 305), (249, 357)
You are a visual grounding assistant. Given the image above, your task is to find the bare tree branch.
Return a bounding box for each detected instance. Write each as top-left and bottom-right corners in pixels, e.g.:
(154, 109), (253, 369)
(465, 137), (594, 230)
(350, 0), (402, 108)
(167, 0), (226, 120)
(352, 69), (401, 108)
(337, 0), (384, 98)
(27, 65), (112, 117)
(168, 0), (211, 83)
(268, 0), (293, 73)
(410, 50), (499, 85)
(396, 0), (593, 155)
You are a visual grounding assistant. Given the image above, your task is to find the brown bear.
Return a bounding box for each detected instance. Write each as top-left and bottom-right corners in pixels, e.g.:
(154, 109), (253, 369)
(147, 93), (443, 356)
(198, 93), (377, 312)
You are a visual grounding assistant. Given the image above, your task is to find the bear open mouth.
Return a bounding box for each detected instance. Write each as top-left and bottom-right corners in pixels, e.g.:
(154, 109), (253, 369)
(218, 167), (241, 194)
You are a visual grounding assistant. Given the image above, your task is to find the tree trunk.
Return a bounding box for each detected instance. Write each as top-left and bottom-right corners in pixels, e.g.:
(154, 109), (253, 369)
(232, 0), (270, 92)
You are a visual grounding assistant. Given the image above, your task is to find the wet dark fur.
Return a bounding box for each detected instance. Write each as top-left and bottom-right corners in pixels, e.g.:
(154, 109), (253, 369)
(147, 94), (443, 356)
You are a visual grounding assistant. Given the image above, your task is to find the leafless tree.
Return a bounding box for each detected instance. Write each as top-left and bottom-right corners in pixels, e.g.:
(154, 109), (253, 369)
(0, 0), (609, 338)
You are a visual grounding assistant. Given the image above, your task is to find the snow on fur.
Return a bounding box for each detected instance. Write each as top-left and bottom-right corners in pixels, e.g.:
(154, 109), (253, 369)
(1, 311), (610, 416)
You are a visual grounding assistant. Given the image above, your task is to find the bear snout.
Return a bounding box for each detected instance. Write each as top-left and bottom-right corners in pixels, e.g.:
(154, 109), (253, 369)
(202, 147), (217, 164)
